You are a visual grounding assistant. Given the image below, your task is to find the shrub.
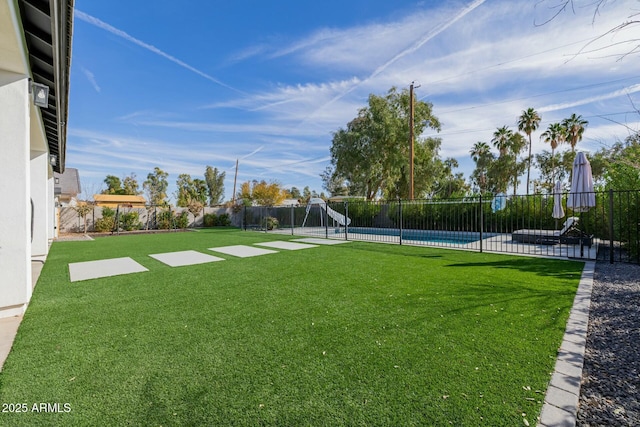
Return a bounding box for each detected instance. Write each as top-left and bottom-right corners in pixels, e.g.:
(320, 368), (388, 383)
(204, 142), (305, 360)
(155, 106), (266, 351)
(265, 216), (279, 230)
(175, 211), (189, 229)
(217, 213), (231, 226)
(157, 209), (174, 230)
(119, 211), (141, 231)
(94, 207), (116, 232)
(203, 213), (217, 227)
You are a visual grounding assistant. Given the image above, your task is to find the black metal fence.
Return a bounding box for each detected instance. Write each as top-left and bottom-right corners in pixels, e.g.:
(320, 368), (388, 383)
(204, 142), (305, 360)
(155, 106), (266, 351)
(242, 190), (640, 264)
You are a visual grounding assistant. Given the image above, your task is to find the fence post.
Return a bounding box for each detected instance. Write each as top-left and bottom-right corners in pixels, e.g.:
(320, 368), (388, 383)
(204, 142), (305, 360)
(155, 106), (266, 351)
(291, 204), (294, 235)
(325, 201), (329, 239)
(479, 195), (483, 253)
(345, 201), (349, 241)
(398, 198), (403, 246)
(609, 189), (614, 264)
(115, 204), (120, 235)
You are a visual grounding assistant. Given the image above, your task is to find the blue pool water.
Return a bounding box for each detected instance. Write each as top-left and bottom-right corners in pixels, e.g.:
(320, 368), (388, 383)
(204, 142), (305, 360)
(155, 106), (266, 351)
(343, 227), (482, 244)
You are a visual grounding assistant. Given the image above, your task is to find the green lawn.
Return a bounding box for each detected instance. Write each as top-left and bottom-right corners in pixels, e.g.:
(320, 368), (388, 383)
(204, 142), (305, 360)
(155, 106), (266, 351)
(0, 229), (584, 426)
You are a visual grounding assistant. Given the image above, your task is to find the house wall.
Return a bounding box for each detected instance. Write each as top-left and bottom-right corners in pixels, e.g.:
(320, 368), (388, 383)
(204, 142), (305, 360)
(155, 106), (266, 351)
(31, 152), (50, 257)
(0, 74), (32, 318)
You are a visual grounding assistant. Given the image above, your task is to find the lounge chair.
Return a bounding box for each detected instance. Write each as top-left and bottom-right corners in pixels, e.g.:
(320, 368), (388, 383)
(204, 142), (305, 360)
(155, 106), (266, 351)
(511, 217), (579, 245)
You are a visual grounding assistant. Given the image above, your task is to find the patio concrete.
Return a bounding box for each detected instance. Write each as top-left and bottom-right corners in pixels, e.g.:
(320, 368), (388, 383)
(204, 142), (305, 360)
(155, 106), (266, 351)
(208, 245), (278, 258)
(68, 257), (149, 282)
(255, 241), (318, 250)
(293, 238), (350, 245)
(0, 258), (45, 371)
(149, 250), (225, 267)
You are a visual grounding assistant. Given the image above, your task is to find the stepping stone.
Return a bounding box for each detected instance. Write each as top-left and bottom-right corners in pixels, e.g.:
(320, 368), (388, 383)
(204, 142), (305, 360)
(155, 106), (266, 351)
(69, 257), (148, 282)
(255, 241), (317, 250)
(292, 238), (350, 245)
(209, 245), (278, 258)
(149, 250), (224, 267)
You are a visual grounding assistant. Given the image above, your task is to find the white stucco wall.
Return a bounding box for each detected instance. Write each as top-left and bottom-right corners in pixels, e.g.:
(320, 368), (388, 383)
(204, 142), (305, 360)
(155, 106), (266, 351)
(0, 74), (32, 317)
(31, 152), (50, 257)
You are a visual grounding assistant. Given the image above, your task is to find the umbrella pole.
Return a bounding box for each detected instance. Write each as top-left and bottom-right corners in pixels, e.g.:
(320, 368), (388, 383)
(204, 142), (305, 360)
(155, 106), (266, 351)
(580, 212), (584, 257)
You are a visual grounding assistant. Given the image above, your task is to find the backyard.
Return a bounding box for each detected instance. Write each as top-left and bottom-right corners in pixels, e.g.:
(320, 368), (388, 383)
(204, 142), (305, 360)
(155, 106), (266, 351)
(0, 229), (584, 426)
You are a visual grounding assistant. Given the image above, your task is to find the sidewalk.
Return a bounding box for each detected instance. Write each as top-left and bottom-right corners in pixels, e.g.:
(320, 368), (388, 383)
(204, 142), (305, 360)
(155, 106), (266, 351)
(0, 258), (45, 371)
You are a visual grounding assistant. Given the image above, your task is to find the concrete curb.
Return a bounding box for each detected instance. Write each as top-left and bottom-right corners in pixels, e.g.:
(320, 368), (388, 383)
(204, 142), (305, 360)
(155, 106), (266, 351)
(538, 261), (595, 426)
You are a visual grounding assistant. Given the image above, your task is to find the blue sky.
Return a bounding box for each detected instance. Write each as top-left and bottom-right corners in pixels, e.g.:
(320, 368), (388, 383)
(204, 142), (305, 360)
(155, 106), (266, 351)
(68, 0), (640, 202)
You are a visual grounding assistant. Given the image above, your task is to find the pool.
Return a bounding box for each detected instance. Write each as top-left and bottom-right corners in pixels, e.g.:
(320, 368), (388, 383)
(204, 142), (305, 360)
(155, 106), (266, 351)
(342, 227), (487, 245)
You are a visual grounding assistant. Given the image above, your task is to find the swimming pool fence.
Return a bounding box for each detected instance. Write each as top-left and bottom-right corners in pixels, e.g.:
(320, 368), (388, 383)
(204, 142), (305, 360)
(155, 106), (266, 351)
(242, 190), (640, 264)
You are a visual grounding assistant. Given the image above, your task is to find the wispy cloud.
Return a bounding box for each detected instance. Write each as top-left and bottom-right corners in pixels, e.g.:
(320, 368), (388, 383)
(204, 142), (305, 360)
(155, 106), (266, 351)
(74, 9), (244, 94)
(539, 83), (640, 113)
(80, 67), (101, 92)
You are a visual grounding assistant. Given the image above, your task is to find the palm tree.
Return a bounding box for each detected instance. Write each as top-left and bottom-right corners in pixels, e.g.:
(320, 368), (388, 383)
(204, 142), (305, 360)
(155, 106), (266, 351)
(561, 113), (588, 152)
(517, 108), (541, 194)
(508, 132), (527, 195)
(491, 126), (513, 156)
(470, 141), (492, 193)
(540, 122), (565, 181)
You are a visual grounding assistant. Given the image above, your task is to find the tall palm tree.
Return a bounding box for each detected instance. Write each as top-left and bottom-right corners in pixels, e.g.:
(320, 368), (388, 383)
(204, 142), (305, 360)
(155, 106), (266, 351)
(491, 126), (513, 156)
(561, 113), (588, 152)
(517, 108), (541, 194)
(540, 122), (565, 181)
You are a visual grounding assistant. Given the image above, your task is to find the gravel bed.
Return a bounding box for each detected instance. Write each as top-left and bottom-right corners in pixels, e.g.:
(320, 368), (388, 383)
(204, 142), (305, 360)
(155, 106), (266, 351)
(576, 261), (640, 426)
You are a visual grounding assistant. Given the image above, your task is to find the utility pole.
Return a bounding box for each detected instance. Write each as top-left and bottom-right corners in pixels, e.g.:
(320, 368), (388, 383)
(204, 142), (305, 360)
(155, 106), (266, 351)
(409, 82), (415, 200)
(232, 158), (239, 204)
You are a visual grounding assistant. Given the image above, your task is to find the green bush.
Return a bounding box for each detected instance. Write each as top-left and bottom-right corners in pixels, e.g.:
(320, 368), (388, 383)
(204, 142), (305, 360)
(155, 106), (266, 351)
(217, 213), (231, 226)
(203, 213), (217, 227)
(157, 209), (174, 230)
(94, 207), (116, 232)
(94, 216), (115, 233)
(176, 211), (189, 229)
(119, 211), (141, 231)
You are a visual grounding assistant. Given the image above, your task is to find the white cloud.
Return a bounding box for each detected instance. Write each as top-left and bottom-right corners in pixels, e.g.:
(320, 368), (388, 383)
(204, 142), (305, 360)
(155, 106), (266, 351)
(80, 67), (101, 92)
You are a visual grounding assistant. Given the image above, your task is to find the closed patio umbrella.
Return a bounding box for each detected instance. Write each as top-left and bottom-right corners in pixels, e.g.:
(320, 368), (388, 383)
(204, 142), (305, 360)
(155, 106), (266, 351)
(567, 152), (595, 212)
(567, 152), (595, 256)
(552, 181), (564, 220)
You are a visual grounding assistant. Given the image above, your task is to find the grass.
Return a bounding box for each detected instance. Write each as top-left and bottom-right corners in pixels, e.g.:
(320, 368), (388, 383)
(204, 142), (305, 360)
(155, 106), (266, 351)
(0, 229), (584, 426)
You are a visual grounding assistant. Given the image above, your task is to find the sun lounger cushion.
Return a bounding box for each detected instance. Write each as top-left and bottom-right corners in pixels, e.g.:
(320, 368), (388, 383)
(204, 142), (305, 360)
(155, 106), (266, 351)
(511, 217), (579, 244)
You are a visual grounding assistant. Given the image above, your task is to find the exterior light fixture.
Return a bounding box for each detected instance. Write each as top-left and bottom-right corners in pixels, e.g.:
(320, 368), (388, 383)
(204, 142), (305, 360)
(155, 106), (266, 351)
(31, 82), (49, 108)
(49, 154), (57, 166)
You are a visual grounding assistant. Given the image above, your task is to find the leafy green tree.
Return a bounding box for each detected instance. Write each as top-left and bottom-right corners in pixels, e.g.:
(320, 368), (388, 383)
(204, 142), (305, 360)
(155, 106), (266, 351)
(469, 141), (494, 194)
(102, 175), (123, 195)
(320, 167), (349, 198)
(143, 167), (169, 206)
(175, 175), (208, 207)
(602, 134), (640, 189)
(122, 173), (141, 195)
(517, 108), (541, 195)
(204, 166), (226, 206)
(102, 174), (139, 195)
(238, 180), (286, 206)
(328, 86), (441, 200)
(534, 150), (562, 193)
(434, 158), (469, 198)
(289, 187), (301, 199)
